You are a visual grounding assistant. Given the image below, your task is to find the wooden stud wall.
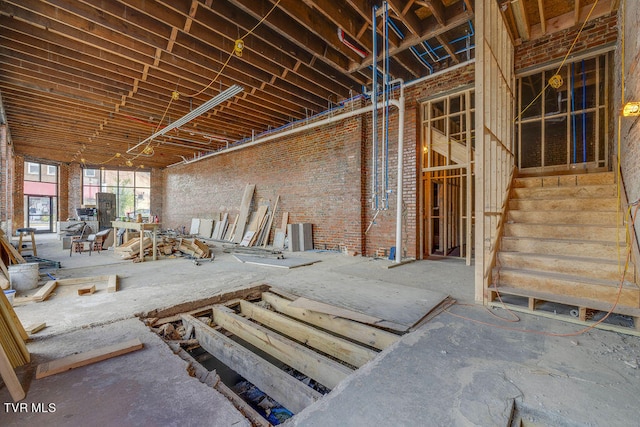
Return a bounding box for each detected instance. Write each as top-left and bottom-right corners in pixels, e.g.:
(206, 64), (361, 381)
(474, 0), (516, 303)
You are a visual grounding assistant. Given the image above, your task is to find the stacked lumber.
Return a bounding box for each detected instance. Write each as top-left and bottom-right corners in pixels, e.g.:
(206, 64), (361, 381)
(0, 229), (26, 290)
(178, 238), (211, 259)
(114, 237), (152, 260)
(0, 288), (29, 401)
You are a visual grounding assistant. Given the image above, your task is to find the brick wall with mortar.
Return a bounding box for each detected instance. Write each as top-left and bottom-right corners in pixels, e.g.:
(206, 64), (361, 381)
(0, 125), (15, 235)
(515, 13), (618, 72)
(58, 164), (69, 221)
(12, 155), (24, 232)
(67, 163), (83, 216)
(361, 63), (475, 259)
(163, 64), (474, 258)
(164, 114), (364, 253)
(617, 2), (640, 245)
(150, 168), (164, 222)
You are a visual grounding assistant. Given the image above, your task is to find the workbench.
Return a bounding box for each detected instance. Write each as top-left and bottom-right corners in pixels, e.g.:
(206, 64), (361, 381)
(111, 221), (161, 261)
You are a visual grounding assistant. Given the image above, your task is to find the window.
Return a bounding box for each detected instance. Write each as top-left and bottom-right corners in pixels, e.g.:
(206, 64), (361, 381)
(27, 162), (39, 175)
(82, 168), (151, 218)
(46, 165), (56, 176)
(515, 53), (610, 171)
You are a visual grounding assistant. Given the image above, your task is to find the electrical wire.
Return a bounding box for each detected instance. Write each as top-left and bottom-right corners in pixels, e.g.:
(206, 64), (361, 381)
(514, 0), (600, 123)
(183, 0), (281, 99)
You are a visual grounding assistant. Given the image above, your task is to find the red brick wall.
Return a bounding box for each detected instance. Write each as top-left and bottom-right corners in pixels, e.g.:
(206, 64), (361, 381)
(12, 155), (24, 231)
(58, 164), (69, 221)
(67, 163), (82, 215)
(515, 13), (618, 72)
(0, 125), (15, 235)
(150, 168), (164, 223)
(163, 63), (475, 258)
(164, 113), (364, 253)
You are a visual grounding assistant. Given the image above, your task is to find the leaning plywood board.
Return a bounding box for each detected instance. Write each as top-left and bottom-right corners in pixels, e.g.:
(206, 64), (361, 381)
(233, 184), (255, 243)
(182, 314), (321, 414)
(198, 219), (214, 238)
(239, 300), (377, 367)
(262, 292), (399, 350)
(35, 338), (143, 379)
(212, 305), (352, 389)
(0, 340), (25, 402)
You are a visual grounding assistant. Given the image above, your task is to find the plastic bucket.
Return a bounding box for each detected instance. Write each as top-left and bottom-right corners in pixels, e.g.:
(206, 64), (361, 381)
(3, 289), (16, 306)
(9, 262), (40, 291)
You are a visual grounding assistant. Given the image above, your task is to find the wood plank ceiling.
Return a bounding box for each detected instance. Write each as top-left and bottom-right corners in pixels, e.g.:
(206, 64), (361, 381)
(0, 0), (615, 169)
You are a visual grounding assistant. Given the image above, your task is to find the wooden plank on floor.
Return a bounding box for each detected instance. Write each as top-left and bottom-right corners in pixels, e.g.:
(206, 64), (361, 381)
(212, 305), (353, 389)
(0, 340), (25, 402)
(262, 292), (399, 350)
(35, 338), (144, 379)
(107, 275), (118, 293)
(239, 300), (377, 367)
(182, 314), (321, 414)
(24, 322), (46, 334)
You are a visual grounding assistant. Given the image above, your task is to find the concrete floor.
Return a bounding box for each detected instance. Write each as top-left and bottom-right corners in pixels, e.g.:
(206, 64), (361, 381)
(2, 234), (639, 426)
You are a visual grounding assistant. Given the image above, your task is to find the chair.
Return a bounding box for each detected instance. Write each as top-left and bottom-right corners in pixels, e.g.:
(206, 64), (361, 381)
(69, 224), (94, 256)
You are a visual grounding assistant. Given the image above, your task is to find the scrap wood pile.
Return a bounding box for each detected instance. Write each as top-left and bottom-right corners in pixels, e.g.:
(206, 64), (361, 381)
(115, 236), (212, 261)
(0, 229), (27, 290)
(190, 184), (289, 251)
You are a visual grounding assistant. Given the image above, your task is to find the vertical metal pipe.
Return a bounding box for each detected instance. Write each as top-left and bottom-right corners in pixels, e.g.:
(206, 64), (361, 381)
(372, 5), (379, 210)
(394, 90), (405, 263)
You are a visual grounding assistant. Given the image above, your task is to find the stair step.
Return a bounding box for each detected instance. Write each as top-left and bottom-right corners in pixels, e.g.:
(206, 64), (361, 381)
(500, 236), (624, 259)
(489, 286), (640, 318)
(509, 197), (617, 211)
(504, 223), (625, 242)
(507, 210), (621, 225)
(512, 184), (617, 199)
(514, 172), (615, 188)
(497, 252), (635, 282)
(495, 268), (640, 307)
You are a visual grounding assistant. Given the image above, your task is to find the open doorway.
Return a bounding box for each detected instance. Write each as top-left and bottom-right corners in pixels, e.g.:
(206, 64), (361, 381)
(420, 89), (474, 264)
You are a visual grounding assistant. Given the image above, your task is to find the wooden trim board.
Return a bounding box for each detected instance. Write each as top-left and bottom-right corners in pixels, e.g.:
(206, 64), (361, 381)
(233, 184), (255, 243)
(78, 285), (95, 296)
(35, 338), (144, 379)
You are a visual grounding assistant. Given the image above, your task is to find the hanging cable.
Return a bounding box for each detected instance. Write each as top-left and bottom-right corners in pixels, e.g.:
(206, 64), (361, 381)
(183, 0), (281, 99)
(514, 0), (600, 123)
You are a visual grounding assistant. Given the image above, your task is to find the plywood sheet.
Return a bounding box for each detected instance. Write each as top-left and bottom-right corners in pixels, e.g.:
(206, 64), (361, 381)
(272, 283), (449, 332)
(198, 219), (214, 238)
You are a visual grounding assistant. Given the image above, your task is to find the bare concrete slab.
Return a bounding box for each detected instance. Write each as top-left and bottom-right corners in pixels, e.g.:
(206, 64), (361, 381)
(2, 234), (639, 426)
(1, 318), (248, 427)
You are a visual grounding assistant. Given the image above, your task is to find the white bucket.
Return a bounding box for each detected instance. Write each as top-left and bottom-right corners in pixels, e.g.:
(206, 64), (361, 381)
(9, 262), (40, 291)
(3, 289), (15, 306)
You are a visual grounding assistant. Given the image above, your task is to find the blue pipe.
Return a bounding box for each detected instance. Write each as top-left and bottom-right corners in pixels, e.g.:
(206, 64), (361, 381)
(581, 59), (586, 163)
(372, 4), (379, 210)
(571, 63), (577, 164)
(384, 1), (390, 208)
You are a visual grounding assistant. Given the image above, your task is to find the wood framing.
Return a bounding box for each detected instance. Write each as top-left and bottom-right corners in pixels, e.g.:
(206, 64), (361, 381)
(211, 305), (353, 389)
(474, 0), (516, 303)
(29, 275), (118, 302)
(261, 292), (399, 350)
(182, 314), (322, 414)
(238, 300), (378, 368)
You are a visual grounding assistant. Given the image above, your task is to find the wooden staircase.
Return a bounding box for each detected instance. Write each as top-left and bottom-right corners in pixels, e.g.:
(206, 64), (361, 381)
(491, 171), (640, 331)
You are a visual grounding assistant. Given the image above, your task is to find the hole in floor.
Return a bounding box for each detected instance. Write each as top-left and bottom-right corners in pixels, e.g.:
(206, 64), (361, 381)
(140, 284), (410, 426)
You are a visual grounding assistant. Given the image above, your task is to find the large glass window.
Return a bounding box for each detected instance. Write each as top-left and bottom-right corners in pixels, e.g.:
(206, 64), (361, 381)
(515, 53), (610, 172)
(23, 161), (58, 232)
(82, 168), (151, 219)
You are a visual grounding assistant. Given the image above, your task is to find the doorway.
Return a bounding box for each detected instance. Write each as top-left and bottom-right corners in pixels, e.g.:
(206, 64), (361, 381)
(26, 195), (56, 232)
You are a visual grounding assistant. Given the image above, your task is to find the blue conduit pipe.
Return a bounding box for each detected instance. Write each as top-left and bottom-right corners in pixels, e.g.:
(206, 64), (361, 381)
(582, 59), (587, 163)
(384, 1), (391, 209)
(571, 62), (577, 164)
